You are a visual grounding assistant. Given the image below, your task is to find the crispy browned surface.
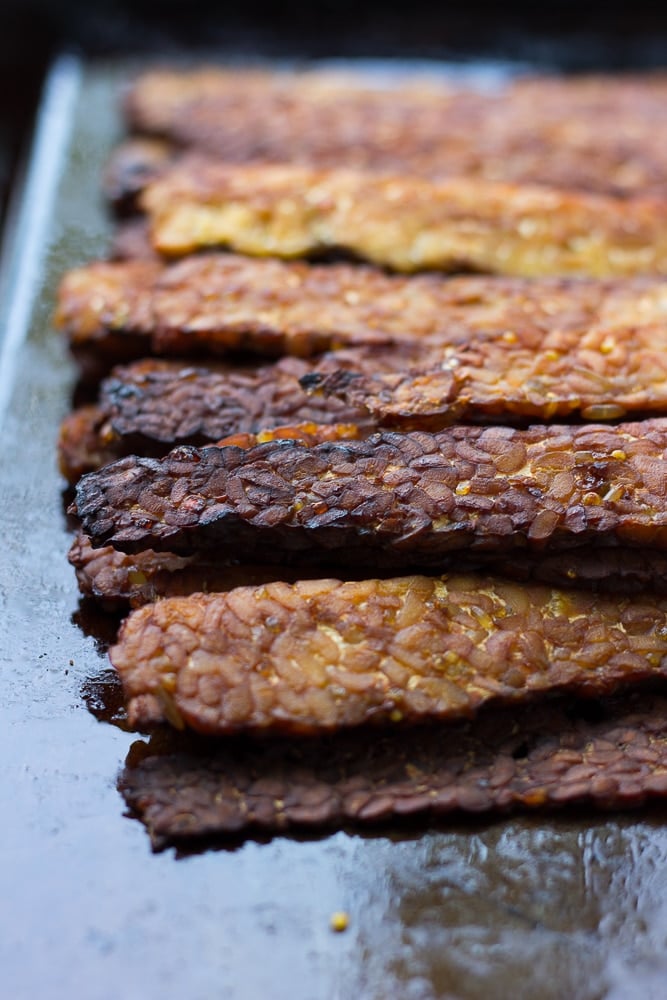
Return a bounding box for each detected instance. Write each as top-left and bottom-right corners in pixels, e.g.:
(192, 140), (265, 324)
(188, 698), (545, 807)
(120, 690), (667, 846)
(55, 255), (667, 367)
(305, 315), (667, 426)
(58, 357), (371, 481)
(60, 411), (363, 484)
(124, 67), (475, 136)
(73, 420), (667, 562)
(123, 69), (667, 200)
(56, 259), (159, 377)
(100, 356), (370, 443)
(61, 254), (530, 357)
(110, 575), (667, 736)
(140, 160), (667, 277)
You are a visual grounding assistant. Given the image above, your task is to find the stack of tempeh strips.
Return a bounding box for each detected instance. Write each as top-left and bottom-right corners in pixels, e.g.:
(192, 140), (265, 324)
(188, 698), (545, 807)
(60, 65), (667, 848)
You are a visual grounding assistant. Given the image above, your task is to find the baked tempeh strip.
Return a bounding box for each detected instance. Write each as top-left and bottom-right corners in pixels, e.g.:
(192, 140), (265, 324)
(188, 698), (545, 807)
(68, 425), (365, 607)
(304, 316), (667, 427)
(122, 69), (667, 200)
(140, 161), (667, 277)
(73, 420), (667, 561)
(55, 256), (667, 364)
(104, 138), (175, 214)
(57, 259), (161, 371)
(58, 406), (120, 483)
(120, 691), (667, 847)
(110, 575), (667, 736)
(69, 531), (310, 612)
(58, 356), (370, 481)
(70, 531), (667, 610)
(61, 254), (539, 358)
(125, 66), (463, 132)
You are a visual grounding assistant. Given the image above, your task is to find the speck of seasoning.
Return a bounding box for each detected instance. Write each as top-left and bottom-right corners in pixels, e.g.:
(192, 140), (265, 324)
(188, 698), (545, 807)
(389, 708), (403, 723)
(611, 450), (627, 461)
(330, 911), (350, 933)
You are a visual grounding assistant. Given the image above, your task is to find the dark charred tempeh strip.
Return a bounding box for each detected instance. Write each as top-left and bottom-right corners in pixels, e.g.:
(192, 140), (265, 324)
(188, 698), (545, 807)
(73, 420), (667, 561)
(119, 691), (667, 848)
(70, 532), (667, 610)
(55, 256), (667, 366)
(123, 69), (667, 200)
(58, 356), (371, 481)
(140, 161), (667, 277)
(104, 138), (176, 214)
(58, 408), (365, 484)
(304, 315), (667, 426)
(110, 575), (667, 736)
(99, 357), (369, 446)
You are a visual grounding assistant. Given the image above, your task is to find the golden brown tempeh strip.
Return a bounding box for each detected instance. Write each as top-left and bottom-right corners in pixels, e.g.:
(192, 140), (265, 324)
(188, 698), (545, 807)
(73, 420), (667, 562)
(55, 255), (667, 364)
(111, 575), (667, 736)
(125, 67), (478, 126)
(123, 69), (667, 200)
(120, 691), (667, 847)
(304, 315), (667, 426)
(140, 161), (667, 277)
(56, 258), (160, 375)
(125, 67), (460, 132)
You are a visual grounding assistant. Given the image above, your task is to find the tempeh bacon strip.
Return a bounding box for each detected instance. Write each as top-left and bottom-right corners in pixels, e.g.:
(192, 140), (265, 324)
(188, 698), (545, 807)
(57, 356), (370, 482)
(121, 69), (667, 200)
(139, 160), (667, 277)
(73, 420), (667, 562)
(55, 256), (667, 368)
(70, 531), (667, 610)
(68, 531), (311, 612)
(62, 254), (533, 358)
(58, 405), (120, 483)
(110, 575), (667, 736)
(120, 691), (667, 847)
(303, 314), (667, 426)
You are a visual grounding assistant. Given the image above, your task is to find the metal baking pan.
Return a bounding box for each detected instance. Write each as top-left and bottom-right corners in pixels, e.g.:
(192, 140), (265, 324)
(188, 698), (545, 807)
(3, 55), (667, 1000)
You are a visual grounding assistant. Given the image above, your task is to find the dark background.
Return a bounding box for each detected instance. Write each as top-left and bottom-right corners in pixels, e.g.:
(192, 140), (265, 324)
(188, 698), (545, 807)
(3, 0), (667, 238)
